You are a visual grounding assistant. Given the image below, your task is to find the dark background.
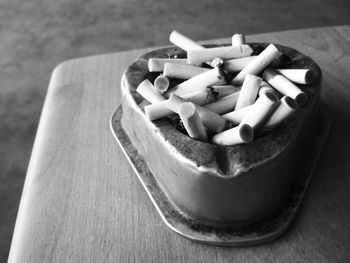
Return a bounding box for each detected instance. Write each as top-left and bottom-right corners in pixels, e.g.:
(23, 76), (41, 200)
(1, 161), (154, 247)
(1, 0), (350, 261)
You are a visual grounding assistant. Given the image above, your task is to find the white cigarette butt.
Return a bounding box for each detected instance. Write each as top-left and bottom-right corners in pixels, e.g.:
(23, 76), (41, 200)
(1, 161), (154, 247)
(241, 91), (279, 129)
(167, 67), (224, 97)
(224, 56), (257, 72)
(203, 92), (240, 115)
(166, 94), (226, 133)
(222, 105), (254, 125)
(154, 75), (170, 93)
(263, 68), (307, 106)
(145, 101), (173, 121)
(258, 81), (280, 98)
(235, 74), (262, 110)
(276, 68), (317, 85)
(232, 44), (281, 85)
(170, 30), (205, 51)
(212, 85), (241, 98)
(212, 124), (254, 146)
(264, 96), (297, 130)
(179, 102), (207, 142)
(163, 63), (210, 79)
(232, 34), (245, 46)
(144, 89), (216, 121)
(148, 58), (188, 72)
(182, 89), (217, 105)
(136, 79), (165, 104)
(187, 45), (253, 65)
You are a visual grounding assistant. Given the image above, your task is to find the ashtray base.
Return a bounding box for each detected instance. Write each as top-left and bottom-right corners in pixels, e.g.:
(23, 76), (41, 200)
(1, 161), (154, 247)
(110, 105), (331, 246)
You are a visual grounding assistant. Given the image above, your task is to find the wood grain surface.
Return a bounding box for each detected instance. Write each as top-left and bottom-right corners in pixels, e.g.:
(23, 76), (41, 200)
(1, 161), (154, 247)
(8, 26), (350, 262)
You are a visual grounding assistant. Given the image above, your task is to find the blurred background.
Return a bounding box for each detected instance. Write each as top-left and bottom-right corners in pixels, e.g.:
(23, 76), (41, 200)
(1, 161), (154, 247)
(1, 0), (349, 260)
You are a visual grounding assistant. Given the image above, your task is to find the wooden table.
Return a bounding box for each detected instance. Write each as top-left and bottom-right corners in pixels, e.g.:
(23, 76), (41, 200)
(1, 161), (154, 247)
(8, 26), (350, 262)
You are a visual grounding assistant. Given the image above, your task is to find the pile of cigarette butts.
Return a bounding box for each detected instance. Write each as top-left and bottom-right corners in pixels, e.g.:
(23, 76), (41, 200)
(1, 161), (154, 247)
(136, 31), (316, 146)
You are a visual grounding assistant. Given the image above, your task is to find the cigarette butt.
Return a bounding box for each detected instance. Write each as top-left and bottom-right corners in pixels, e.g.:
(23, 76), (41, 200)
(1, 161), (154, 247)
(212, 85), (241, 98)
(144, 89), (216, 121)
(163, 63), (210, 79)
(276, 68), (317, 85)
(166, 93), (196, 113)
(203, 92), (240, 115)
(232, 34), (245, 46)
(223, 56), (257, 72)
(170, 30), (205, 51)
(212, 124), (254, 146)
(198, 106), (227, 133)
(182, 89), (217, 105)
(178, 102), (207, 141)
(166, 94), (226, 133)
(232, 44), (281, 85)
(241, 91), (280, 129)
(221, 105), (254, 125)
(167, 67), (224, 97)
(187, 45), (253, 65)
(136, 79), (165, 104)
(145, 101), (173, 121)
(258, 81), (280, 98)
(154, 75), (170, 93)
(148, 58), (188, 72)
(264, 96), (297, 130)
(263, 68), (307, 106)
(235, 74), (262, 110)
